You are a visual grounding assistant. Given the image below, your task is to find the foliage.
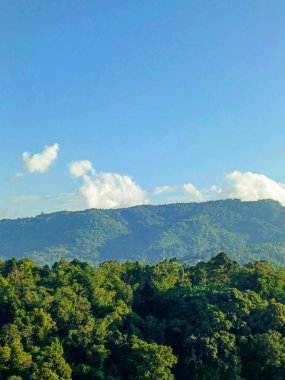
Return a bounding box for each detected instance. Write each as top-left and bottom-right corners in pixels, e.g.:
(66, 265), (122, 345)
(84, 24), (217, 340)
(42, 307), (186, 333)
(0, 253), (285, 378)
(1, 200), (285, 265)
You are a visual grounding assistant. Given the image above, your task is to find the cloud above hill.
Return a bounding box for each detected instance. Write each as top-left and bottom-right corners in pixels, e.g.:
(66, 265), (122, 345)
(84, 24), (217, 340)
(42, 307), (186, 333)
(69, 160), (149, 209)
(183, 171), (285, 205)
(69, 164), (285, 210)
(183, 183), (204, 201)
(152, 185), (178, 195)
(223, 171), (285, 203)
(10, 143), (59, 180)
(22, 143), (59, 174)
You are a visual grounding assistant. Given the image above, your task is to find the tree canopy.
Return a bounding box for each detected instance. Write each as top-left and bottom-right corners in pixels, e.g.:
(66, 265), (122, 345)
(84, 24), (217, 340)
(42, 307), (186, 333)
(0, 253), (285, 378)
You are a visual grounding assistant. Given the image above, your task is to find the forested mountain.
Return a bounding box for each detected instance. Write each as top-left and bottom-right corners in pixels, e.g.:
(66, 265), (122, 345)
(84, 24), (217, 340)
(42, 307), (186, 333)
(1, 253), (285, 379)
(1, 199), (285, 266)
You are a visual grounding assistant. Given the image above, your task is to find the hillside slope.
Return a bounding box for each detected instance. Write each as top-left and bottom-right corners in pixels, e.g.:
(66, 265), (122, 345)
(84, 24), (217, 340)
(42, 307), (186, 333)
(1, 199), (285, 265)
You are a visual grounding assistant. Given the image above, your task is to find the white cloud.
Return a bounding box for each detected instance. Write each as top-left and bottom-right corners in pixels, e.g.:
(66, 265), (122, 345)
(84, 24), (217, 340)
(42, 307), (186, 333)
(11, 172), (26, 180)
(224, 171), (285, 204)
(22, 143), (59, 174)
(69, 160), (94, 177)
(183, 183), (204, 201)
(152, 185), (177, 195)
(182, 171), (285, 206)
(69, 160), (149, 209)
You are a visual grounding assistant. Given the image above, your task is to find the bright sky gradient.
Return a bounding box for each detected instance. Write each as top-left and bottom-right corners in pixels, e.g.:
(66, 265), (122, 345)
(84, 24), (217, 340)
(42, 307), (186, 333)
(1, 1), (285, 218)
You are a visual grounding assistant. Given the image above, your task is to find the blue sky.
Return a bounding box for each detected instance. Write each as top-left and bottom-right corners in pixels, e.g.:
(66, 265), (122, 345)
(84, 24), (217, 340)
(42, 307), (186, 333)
(1, 1), (285, 217)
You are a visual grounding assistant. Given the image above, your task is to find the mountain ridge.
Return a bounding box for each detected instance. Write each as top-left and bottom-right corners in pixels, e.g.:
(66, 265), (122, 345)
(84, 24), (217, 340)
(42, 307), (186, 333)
(1, 199), (285, 265)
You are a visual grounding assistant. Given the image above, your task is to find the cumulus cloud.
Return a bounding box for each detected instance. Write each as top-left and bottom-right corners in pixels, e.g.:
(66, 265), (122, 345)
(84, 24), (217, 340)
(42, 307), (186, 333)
(69, 160), (94, 177)
(224, 171), (285, 204)
(69, 160), (149, 209)
(182, 171), (285, 206)
(152, 185), (178, 195)
(22, 143), (59, 174)
(183, 183), (204, 201)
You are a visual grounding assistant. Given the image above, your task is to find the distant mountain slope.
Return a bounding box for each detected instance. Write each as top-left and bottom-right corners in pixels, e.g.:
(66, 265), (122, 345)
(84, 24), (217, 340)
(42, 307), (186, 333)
(1, 199), (285, 265)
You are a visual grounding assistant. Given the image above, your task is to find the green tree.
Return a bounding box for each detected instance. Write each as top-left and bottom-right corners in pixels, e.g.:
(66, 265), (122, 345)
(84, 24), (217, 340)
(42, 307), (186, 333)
(130, 336), (177, 379)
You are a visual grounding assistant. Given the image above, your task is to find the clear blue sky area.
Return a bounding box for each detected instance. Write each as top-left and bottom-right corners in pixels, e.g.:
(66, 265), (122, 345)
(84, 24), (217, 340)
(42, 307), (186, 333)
(1, 1), (285, 217)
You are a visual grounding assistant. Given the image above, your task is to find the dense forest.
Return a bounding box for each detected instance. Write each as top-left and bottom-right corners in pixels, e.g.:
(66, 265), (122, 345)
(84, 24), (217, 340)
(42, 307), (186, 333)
(1, 199), (285, 266)
(1, 253), (285, 379)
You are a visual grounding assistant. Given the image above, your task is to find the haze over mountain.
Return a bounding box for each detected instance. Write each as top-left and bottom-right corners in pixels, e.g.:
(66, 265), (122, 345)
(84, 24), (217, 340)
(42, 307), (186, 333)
(1, 199), (285, 266)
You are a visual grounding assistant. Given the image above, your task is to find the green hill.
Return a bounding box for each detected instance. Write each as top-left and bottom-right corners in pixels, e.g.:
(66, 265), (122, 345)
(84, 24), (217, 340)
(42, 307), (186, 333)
(1, 199), (285, 265)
